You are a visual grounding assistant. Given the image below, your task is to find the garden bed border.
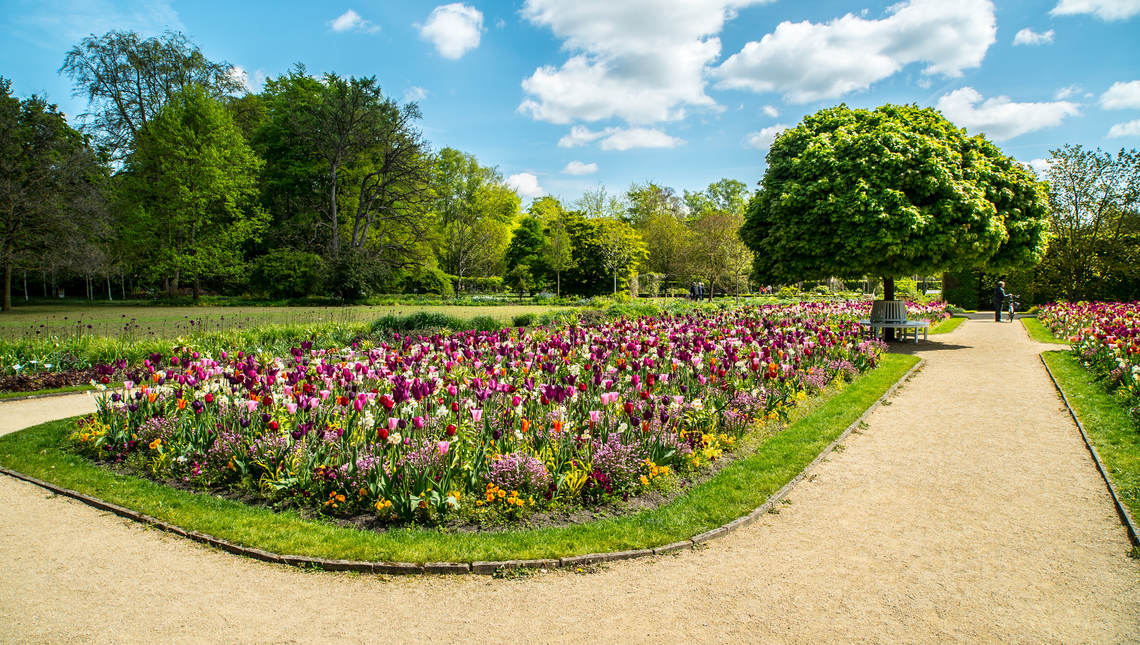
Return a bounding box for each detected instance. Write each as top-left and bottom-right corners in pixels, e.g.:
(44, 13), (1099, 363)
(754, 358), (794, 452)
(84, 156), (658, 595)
(0, 357), (924, 575)
(1039, 354), (1140, 547)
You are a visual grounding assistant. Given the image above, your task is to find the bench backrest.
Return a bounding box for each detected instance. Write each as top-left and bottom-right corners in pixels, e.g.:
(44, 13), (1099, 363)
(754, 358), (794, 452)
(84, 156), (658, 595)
(869, 299), (907, 323)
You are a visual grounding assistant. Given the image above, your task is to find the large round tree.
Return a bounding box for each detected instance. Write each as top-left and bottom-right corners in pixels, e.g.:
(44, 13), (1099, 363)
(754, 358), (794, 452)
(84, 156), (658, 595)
(740, 104), (1049, 301)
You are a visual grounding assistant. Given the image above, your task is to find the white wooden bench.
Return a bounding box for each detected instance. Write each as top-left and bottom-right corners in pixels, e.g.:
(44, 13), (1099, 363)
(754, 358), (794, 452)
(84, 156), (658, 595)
(858, 300), (929, 343)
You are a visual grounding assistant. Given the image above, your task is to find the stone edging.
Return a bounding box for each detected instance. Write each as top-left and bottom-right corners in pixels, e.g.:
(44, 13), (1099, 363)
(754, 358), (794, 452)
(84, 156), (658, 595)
(1039, 354), (1140, 547)
(0, 358), (925, 575)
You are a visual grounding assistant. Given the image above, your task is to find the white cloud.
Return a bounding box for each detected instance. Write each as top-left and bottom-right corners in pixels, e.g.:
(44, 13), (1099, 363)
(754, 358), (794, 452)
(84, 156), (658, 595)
(1027, 158), (1053, 176)
(1055, 84), (1081, 100)
(1108, 119), (1140, 137)
(420, 3), (483, 59)
(1051, 0), (1140, 20)
(330, 9), (379, 34)
(715, 0), (996, 103)
(562, 161), (598, 175)
(601, 127), (685, 151)
(519, 0), (769, 125)
(936, 87), (1080, 140)
(506, 172), (545, 198)
(761, 105), (780, 118)
(1100, 80), (1140, 109)
(404, 86), (428, 103)
(1013, 28), (1054, 45)
(557, 125), (683, 150)
(227, 66), (251, 92)
(744, 124), (790, 150)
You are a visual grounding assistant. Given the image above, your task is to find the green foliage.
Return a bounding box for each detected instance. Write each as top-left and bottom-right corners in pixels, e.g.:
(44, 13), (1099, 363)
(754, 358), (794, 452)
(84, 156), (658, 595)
(121, 84), (266, 299)
(505, 264), (536, 299)
(511, 312), (537, 327)
(741, 104), (1050, 284)
(433, 148), (519, 285)
(401, 266), (454, 298)
(250, 249), (326, 298)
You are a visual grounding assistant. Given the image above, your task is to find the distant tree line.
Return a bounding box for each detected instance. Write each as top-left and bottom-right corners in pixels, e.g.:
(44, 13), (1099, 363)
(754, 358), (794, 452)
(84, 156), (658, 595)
(0, 30), (758, 311)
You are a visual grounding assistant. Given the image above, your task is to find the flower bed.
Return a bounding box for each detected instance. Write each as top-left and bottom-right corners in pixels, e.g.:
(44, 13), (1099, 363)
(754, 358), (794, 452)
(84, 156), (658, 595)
(69, 304), (887, 528)
(1039, 301), (1140, 426)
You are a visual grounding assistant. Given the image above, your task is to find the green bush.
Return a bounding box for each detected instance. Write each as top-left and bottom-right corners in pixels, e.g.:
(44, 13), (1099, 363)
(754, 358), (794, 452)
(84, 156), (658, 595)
(469, 315), (504, 332)
(401, 267), (454, 298)
(250, 249), (326, 299)
(511, 313), (537, 327)
(777, 285), (799, 298)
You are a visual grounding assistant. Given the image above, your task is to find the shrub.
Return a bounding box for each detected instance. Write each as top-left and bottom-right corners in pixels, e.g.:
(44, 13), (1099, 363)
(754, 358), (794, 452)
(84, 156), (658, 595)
(401, 267), (455, 298)
(511, 313), (537, 327)
(250, 249), (326, 299)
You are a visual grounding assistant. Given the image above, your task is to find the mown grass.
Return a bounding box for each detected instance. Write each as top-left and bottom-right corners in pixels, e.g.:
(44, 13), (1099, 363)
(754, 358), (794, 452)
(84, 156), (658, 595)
(1041, 351), (1140, 524)
(930, 316), (966, 334)
(1023, 317), (1069, 345)
(0, 354), (918, 563)
(0, 384), (93, 401)
(0, 303), (571, 341)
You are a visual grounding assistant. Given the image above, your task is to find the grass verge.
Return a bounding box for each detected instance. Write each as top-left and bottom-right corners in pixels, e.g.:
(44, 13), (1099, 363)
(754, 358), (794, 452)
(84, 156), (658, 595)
(0, 384), (94, 401)
(1023, 317), (1068, 344)
(930, 317), (966, 334)
(1041, 351), (1140, 525)
(0, 354), (918, 563)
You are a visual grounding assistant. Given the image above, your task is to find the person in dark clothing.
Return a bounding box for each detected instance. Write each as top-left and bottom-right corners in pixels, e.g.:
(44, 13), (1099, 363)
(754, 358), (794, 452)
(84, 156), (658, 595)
(992, 280), (1007, 322)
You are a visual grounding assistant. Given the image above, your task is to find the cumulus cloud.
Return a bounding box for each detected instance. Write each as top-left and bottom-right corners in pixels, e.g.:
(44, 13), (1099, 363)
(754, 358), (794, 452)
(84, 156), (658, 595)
(936, 87), (1080, 140)
(1051, 0), (1140, 20)
(1108, 119), (1140, 137)
(519, 0), (769, 125)
(715, 0), (996, 103)
(557, 125), (683, 150)
(330, 9), (379, 33)
(761, 105), (780, 118)
(507, 172), (545, 198)
(1026, 158), (1053, 176)
(1013, 28), (1054, 45)
(227, 66), (251, 92)
(420, 3), (483, 59)
(1100, 80), (1140, 109)
(562, 161), (598, 175)
(744, 124), (790, 150)
(404, 86), (428, 103)
(1054, 85), (1081, 100)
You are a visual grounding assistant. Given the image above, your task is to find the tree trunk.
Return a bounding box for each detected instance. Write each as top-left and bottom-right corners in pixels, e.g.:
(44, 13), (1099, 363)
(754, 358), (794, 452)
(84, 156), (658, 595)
(2, 246), (11, 312)
(193, 277), (200, 302)
(556, 271), (561, 298)
(24, 270), (28, 302)
(329, 166), (340, 260)
(882, 275), (896, 342)
(106, 275), (112, 301)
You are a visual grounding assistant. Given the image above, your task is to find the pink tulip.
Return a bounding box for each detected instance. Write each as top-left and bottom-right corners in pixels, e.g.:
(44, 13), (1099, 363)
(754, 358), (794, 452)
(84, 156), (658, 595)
(471, 408), (484, 423)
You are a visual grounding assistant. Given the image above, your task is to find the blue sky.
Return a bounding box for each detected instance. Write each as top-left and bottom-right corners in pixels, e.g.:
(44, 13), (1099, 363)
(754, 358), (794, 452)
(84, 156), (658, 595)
(2, 0), (1139, 204)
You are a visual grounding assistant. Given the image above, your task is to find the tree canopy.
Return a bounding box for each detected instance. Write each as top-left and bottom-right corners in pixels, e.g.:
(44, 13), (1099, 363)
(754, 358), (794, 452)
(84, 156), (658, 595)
(740, 104), (1050, 295)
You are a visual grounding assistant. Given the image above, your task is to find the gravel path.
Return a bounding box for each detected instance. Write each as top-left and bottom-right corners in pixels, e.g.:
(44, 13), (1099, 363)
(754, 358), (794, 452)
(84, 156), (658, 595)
(2, 319), (1137, 643)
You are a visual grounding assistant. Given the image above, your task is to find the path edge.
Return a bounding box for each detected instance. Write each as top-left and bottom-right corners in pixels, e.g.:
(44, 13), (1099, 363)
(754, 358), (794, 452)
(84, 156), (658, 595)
(1039, 354), (1140, 546)
(0, 357), (925, 575)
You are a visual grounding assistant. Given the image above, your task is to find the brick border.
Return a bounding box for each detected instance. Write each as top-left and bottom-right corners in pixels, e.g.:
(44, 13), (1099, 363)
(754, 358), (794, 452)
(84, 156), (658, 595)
(0, 358), (924, 575)
(1039, 354), (1140, 547)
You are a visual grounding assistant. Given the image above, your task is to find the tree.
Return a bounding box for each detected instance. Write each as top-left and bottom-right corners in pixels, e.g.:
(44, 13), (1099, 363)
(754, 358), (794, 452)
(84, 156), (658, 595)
(1033, 145), (1139, 301)
(505, 215), (548, 278)
(575, 185), (626, 219)
(533, 197), (575, 298)
(432, 148), (518, 290)
(0, 79), (106, 311)
(688, 211), (753, 297)
(740, 104), (1049, 302)
(626, 182), (684, 226)
(505, 264), (535, 300)
(60, 30), (243, 159)
(684, 178), (751, 219)
(595, 218), (648, 296)
(121, 84), (266, 300)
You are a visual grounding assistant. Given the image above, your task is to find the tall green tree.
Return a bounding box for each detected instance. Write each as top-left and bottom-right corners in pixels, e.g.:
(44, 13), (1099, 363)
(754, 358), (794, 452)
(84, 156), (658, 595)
(684, 178), (751, 219)
(533, 196), (575, 297)
(60, 30), (243, 159)
(688, 210), (753, 297)
(0, 79), (106, 311)
(740, 104), (1049, 301)
(595, 218), (648, 296)
(432, 148), (518, 290)
(121, 84), (266, 300)
(504, 215), (548, 280)
(1033, 145), (1139, 301)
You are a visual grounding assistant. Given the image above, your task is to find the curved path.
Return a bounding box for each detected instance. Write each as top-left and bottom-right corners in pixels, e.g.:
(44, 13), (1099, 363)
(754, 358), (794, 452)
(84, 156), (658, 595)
(1, 320), (1137, 643)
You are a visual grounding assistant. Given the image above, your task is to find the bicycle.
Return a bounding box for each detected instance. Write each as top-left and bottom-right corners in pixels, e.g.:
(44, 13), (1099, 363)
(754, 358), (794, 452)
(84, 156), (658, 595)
(1005, 294), (1020, 322)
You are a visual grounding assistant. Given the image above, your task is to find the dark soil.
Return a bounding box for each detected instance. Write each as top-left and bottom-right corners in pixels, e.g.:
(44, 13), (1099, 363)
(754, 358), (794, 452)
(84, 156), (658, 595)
(0, 368), (102, 394)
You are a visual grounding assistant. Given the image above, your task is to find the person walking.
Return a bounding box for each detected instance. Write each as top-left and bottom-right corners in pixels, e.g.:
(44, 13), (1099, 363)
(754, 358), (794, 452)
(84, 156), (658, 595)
(992, 280), (1007, 322)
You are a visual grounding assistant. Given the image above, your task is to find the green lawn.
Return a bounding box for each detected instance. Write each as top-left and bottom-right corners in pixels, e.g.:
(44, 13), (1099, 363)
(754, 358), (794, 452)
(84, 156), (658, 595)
(0, 303), (568, 341)
(1042, 351), (1140, 530)
(930, 316), (966, 334)
(0, 354), (918, 564)
(1023, 317), (1069, 345)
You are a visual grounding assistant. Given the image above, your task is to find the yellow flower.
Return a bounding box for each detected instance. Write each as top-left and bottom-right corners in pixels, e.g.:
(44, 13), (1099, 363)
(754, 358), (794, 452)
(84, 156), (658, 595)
(149, 438), (161, 450)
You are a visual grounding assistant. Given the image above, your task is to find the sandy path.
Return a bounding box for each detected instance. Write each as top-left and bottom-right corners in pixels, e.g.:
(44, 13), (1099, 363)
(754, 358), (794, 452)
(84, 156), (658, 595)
(1, 320), (1137, 643)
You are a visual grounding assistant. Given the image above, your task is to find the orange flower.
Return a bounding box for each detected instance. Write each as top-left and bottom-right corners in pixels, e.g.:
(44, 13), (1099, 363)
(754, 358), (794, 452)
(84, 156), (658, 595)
(177, 398), (187, 410)
(520, 418), (530, 433)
